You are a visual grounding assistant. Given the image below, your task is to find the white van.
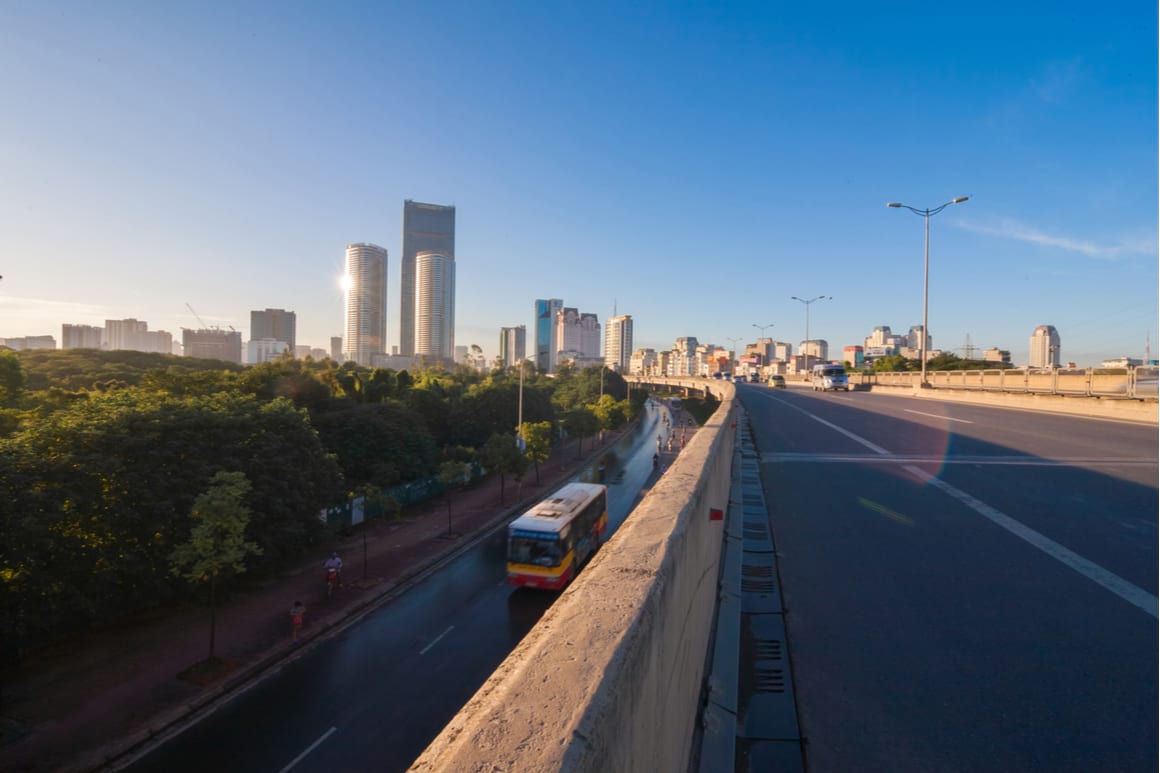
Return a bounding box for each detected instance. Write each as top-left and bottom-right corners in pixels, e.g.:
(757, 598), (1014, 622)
(810, 363), (851, 392)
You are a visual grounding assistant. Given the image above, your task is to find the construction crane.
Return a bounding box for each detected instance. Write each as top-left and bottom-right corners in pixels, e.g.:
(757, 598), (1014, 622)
(186, 302), (233, 333)
(185, 302), (210, 330)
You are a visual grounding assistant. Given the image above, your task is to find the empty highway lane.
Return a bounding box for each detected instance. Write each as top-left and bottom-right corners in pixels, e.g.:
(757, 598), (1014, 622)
(739, 386), (1157, 772)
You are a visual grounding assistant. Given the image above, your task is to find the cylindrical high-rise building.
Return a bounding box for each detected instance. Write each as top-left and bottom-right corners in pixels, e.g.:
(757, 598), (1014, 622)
(343, 243), (388, 366)
(414, 251), (455, 362)
(1029, 324), (1061, 368)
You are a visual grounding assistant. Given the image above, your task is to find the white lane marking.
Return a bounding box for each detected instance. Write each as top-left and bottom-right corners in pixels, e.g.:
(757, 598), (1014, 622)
(766, 393), (891, 455)
(420, 625), (455, 655)
(905, 408), (974, 424)
(905, 465), (1158, 619)
(761, 453), (1158, 467)
(279, 726), (337, 772)
(765, 392), (1158, 619)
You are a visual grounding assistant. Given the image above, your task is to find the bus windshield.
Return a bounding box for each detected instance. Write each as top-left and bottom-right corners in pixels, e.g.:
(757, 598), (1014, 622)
(508, 535), (563, 567)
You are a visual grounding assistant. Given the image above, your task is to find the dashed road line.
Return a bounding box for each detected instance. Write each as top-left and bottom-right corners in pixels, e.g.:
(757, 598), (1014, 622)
(280, 726), (337, 772)
(420, 625), (455, 655)
(905, 408), (974, 424)
(761, 391), (1159, 619)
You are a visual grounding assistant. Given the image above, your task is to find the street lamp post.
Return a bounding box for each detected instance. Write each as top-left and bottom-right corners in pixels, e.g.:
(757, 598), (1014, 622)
(725, 336), (741, 376)
(790, 296), (830, 376)
(887, 196), (969, 387)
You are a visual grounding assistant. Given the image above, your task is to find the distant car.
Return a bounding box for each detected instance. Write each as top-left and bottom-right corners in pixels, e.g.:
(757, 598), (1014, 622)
(768, 375), (786, 388)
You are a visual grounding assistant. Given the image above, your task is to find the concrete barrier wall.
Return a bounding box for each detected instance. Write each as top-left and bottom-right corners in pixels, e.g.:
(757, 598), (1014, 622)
(863, 383), (1159, 424)
(411, 381), (736, 772)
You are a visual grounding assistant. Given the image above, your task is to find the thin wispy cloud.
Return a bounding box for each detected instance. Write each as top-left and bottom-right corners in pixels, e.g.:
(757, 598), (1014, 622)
(1, 295), (115, 337)
(951, 218), (1157, 261)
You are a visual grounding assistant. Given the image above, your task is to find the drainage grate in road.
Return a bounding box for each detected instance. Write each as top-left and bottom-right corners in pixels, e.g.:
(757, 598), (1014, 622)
(753, 666), (786, 693)
(753, 637), (782, 661)
(739, 614), (799, 742)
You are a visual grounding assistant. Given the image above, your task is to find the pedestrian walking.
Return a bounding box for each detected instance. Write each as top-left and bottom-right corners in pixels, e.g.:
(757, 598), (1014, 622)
(290, 600), (306, 642)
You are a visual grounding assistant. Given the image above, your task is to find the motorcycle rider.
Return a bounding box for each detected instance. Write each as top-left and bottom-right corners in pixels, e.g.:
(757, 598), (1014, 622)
(324, 551), (343, 589)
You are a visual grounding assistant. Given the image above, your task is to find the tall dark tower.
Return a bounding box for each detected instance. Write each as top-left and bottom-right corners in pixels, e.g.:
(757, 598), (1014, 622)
(401, 200), (455, 357)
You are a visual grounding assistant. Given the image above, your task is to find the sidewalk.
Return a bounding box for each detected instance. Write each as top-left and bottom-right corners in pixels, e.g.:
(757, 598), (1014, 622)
(0, 429), (631, 773)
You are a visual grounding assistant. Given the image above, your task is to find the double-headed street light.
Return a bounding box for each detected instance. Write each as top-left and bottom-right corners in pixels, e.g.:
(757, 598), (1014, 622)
(725, 336), (741, 375)
(790, 296), (830, 375)
(887, 196), (970, 387)
(752, 323), (774, 369)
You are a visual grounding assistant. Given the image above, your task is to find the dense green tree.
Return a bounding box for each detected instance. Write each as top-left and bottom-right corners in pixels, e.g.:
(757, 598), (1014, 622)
(872, 354), (913, 372)
(0, 389), (341, 649)
(170, 471), (262, 661)
(521, 421), (553, 485)
(562, 407), (600, 458)
(312, 402), (436, 488)
(438, 460), (472, 536)
(478, 433), (527, 504)
(0, 350), (26, 405)
(592, 394), (628, 433)
(238, 359), (332, 410)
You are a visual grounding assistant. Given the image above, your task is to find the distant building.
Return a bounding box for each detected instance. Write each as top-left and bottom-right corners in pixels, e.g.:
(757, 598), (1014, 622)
(454, 345), (469, 364)
(799, 339), (828, 361)
(604, 315), (633, 373)
(555, 308), (600, 366)
(373, 353), (417, 370)
(401, 200), (455, 357)
(765, 340), (792, 361)
(499, 325), (527, 368)
(864, 325), (893, 350)
(908, 325), (931, 351)
(330, 337), (343, 361)
(1, 335), (56, 351)
(414, 251), (455, 363)
(343, 243), (388, 367)
(629, 347), (657, 376)
(249, 339), (290, 364)
(556, 351), (604, 370)
(102, 318), (171, 354)
(1029, 325), (1061, 368)
(309, 348), (328, 360)
(983, 347), (1011, 365)
(669, 337), (700, 376)
(1102, 357), (1142, 368)
(62, 324), (103, 350)
(535, 298), (563, 372)
(251, 309), (296, 356)
(843, 345), (864, 368)
(294, 345), (312, 359)
(184, 329), (242, 363)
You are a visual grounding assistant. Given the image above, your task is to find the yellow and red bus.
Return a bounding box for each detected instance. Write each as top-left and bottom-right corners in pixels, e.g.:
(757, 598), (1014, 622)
(506, 482), (608, 590)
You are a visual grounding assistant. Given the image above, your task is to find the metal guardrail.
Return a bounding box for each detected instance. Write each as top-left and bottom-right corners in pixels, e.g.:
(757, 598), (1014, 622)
(853, 366), (1159, 399)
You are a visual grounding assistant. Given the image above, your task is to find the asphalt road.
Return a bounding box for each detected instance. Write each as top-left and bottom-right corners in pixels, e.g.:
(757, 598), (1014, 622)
(739, 385), (1158, 772)
(123, 403), (675, 773)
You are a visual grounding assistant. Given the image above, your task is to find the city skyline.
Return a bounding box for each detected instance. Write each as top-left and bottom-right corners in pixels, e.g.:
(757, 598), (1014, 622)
(1, 4), (1155, 366)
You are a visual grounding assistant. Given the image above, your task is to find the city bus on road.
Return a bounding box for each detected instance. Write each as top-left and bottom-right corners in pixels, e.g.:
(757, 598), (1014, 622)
(506, 482), (608, 590)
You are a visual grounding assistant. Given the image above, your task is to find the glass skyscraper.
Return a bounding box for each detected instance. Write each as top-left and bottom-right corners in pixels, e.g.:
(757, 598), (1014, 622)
(535, 298), (562, 372)
(401, 200), (455, 357)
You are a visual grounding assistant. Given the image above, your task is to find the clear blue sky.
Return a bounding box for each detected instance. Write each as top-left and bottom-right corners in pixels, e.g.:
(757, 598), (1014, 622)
(2, 1), (1156, 366)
